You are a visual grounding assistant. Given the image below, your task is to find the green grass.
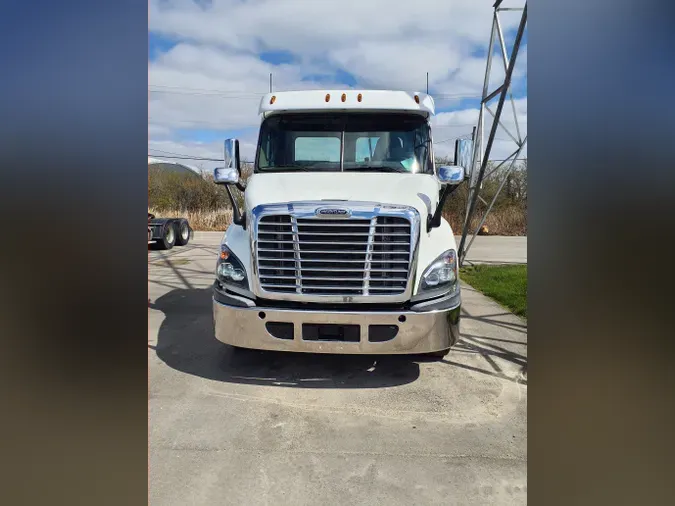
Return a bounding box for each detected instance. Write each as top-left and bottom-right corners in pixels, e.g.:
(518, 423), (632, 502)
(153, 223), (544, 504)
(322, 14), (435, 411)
(460, 264), (527, 318)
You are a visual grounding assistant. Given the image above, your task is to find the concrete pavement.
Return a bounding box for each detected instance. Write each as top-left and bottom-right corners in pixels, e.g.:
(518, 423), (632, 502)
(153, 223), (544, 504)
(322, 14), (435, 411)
(454, 235), (527, 265)
(149, 233), (527, 505)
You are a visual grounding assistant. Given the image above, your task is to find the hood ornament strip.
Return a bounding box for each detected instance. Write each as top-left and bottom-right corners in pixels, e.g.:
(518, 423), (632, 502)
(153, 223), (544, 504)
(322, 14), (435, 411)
(315, 207), (352, 218)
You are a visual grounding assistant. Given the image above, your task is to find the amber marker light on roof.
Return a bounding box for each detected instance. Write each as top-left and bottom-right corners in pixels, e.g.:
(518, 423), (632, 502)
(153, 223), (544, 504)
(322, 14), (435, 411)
(325, 93), (331, 102)
(414, 95), (420, 104)
(357, 93), (362, 102)
(341, 93), (347, 102)
(270, 95), (276, 104)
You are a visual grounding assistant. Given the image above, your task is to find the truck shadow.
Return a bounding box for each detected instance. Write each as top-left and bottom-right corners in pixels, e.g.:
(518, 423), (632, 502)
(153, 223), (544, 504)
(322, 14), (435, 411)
(150, 287), (421, 388)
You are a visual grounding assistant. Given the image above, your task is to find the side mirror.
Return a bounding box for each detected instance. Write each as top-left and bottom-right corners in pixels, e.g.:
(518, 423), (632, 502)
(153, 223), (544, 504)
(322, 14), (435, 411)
(213, 166), (240, 185)
(214, 138), (241, 185)
(427, 164), (465, 232)
(214, 138), (247, 228)
(438, 165), (465, 185)
(224, 138), (241, 174)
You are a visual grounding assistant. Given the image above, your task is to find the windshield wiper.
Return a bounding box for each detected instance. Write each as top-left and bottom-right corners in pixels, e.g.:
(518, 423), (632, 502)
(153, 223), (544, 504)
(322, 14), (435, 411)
(345, 166), (408, 173)
(260, 165), (328, 172)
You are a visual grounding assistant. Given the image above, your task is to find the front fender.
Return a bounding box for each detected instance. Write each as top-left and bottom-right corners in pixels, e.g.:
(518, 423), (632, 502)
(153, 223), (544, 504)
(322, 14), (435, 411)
(412, 217), (457, 296)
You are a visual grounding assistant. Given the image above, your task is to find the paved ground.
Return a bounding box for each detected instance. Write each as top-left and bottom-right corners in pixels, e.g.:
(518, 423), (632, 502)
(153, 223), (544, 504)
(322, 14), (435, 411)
(149, 233), (527, 505)
(454, 235), (527, 265)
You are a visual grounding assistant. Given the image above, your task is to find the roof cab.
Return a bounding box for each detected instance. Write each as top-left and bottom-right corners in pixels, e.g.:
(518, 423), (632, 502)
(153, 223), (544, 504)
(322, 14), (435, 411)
(259, 89), (435, 118)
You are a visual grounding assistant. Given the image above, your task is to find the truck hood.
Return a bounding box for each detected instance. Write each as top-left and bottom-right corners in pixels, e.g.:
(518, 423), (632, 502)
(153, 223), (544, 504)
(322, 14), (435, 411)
(244, 172), (441, 221)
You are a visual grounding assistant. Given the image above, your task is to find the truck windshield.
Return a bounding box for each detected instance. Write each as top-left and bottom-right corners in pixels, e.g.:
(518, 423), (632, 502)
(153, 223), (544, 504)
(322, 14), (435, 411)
(255, 112), (433, 174)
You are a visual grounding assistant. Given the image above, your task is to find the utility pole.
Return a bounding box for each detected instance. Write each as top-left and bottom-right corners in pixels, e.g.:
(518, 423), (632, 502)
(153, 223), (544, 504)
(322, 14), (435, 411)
(269, 73), (273, 93)
(458, 1), (527, 266)
(469, 125), (476, 173)
(426, 72), (429, 94)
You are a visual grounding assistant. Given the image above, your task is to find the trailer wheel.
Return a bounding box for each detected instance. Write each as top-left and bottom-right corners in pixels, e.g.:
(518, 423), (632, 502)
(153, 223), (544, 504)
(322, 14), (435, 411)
(174, 219), (190, 246)
(157, 222), (176, 250)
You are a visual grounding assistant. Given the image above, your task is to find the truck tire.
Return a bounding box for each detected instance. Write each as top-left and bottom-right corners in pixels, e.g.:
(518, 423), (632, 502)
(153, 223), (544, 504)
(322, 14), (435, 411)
(428, 348), (450, 359)
(174, 219), (190, 246)
(148, 212), (155, 243)
(157, 221), (176, 250)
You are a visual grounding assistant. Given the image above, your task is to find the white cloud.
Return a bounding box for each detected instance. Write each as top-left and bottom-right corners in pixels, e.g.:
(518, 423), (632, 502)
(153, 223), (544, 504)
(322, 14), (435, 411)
(148, 0), (527, 165)
(433, 97), (527, 160)
(148, 42), (356, 135)
(330, 40), (463, 91)
(149, 0), (523, 92)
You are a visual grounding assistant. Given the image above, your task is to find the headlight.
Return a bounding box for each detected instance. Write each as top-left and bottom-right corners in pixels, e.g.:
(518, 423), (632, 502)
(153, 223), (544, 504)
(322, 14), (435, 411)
(216, 244), (248, 289)
(418, 249), (459, 298)
(217, 262), (245, 282)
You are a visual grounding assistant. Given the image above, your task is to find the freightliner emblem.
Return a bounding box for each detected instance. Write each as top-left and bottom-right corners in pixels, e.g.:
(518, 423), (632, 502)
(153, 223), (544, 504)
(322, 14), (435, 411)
(315, 207), (352, 218)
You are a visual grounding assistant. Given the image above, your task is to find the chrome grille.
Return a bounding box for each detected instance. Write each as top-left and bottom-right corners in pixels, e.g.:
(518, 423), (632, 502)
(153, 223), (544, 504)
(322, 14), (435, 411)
(256, 214), (412, 297)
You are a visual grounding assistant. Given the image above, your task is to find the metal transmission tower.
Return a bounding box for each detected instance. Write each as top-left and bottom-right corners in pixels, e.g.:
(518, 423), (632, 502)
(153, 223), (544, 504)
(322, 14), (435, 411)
(457, 1), (527, 266)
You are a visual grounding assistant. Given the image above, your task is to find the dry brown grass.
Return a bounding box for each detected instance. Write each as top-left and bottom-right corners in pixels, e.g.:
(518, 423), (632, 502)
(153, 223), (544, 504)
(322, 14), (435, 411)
(444, 206), (527, 236)
(149, 208), (233, 231)
(151, 206), (526, 235)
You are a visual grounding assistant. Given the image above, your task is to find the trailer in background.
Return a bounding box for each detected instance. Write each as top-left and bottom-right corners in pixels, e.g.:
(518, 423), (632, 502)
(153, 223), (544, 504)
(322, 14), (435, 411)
(148, 213), (194, 250)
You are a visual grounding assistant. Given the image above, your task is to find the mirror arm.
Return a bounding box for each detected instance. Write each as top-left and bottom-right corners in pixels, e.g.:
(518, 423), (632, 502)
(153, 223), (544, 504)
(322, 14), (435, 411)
(235, 180), (246, 192)
(224, 184), (246, 230)
(427, 184), (460, 232)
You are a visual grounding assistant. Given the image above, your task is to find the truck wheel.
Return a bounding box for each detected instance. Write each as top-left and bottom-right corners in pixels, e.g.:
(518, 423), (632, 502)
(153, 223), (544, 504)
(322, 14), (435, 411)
(174, 219), (190, 246)
(428, 348), (450, 359)
(157, 222), (176, 250)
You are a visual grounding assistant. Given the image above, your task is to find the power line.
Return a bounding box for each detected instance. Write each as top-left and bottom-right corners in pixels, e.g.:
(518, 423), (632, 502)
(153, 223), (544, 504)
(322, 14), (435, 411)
(148, 91), (480, 102)
(149, 84), (480, 97)
(150, 84), (265, 93)
(148, 85), (483, 102)
(149, 89), (264, 98)
(149, 148), (213, 158)
(148, 117), (259, 128)
(149, 153), (221, 162)
(433, 124), (483, 129)
(148, 118), (525, 130)
(148, 89), (479, 102)
(436, 135), (516, 144)
(433, 120), (526, 127)
(435, 133), (474, 144)
(149, 152), (525, 164)
(149, 152), (255, 163)
(433, 95), (479, 100)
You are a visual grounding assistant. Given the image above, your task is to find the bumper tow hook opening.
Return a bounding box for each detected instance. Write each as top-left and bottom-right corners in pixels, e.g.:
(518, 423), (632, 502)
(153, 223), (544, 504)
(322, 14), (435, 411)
(258, 311), (266, 320)
(398, 315), (406, 323)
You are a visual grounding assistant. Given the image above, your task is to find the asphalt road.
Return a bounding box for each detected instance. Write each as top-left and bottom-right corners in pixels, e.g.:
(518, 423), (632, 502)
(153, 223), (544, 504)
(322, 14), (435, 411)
(149, 233), (527, 505)
(454, 235), (527, 265)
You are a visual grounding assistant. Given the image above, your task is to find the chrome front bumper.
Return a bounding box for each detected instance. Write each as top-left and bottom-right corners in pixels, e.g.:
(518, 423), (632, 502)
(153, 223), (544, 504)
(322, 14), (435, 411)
(212, 295), (460, 354)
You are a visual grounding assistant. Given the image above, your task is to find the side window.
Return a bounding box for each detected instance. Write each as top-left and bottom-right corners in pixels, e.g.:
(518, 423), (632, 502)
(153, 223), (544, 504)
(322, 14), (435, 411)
(258, 134), (269, 166)
(355, 136), (380, 162)
(294, 136), (340, 162)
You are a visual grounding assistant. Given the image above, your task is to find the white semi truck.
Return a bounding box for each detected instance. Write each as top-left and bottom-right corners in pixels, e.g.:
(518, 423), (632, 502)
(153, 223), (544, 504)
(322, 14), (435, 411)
(212, 90), (466, 357)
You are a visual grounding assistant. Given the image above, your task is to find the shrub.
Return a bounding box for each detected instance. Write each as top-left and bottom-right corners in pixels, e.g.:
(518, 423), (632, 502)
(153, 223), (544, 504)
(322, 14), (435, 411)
(148, 163), (253, 212)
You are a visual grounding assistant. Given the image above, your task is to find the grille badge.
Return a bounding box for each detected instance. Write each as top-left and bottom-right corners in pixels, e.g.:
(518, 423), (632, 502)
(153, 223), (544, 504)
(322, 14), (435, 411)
(315, 207), (352, 218)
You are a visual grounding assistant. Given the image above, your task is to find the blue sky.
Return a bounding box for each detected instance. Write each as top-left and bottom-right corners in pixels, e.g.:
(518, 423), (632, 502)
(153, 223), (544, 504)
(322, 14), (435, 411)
(149, 34), (177, 61)
(148, 0), (527, 167)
